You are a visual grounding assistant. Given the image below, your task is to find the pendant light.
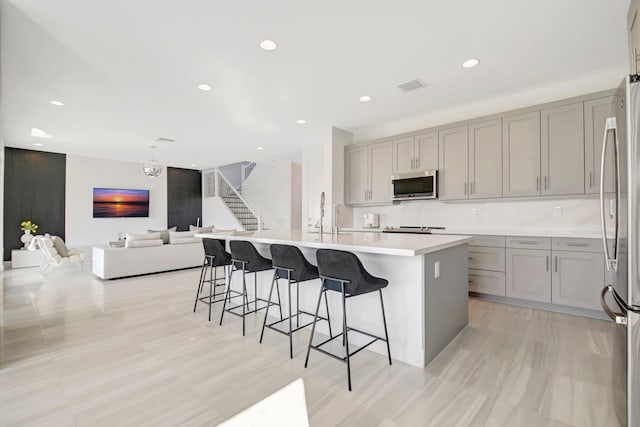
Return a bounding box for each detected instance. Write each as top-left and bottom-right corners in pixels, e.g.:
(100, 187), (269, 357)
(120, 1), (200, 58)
(143, 145), (162, 177)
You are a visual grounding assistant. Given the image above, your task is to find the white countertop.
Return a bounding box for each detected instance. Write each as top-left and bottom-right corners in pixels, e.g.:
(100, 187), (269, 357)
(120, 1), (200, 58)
(195, 229), (472, 257)
(343, 226), (605, 239)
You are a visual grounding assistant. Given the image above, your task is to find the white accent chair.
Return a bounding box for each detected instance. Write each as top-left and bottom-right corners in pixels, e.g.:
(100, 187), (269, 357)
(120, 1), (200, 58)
(28, 235), (89, 273)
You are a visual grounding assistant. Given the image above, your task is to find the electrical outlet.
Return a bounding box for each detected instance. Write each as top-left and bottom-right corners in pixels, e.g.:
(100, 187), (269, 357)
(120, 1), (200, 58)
(471, 208), (477, 218)
(553, 206), (562, 217)
(434, 261), (440, 278)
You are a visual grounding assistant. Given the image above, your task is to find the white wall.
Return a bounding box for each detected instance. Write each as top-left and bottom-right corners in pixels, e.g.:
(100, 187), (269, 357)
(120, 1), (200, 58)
(352, 197), (608, 232)
(202, 195), (242, 230)
(290, 162), (302, 230)
(242, 162), (293, 230)
(65, 155), (168, 247)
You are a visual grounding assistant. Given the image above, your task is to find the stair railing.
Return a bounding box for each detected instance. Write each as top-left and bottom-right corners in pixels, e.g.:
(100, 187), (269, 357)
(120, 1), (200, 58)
(215, 169), (260, 225)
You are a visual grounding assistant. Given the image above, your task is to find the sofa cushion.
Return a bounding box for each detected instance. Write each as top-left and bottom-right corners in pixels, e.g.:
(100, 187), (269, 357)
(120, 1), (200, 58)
(51, 236), (69, 257)
(189, 225), (214, 233)
(170, 237), (200, 245)
(125, 239), (163, 248)
(127, 232), (161, 241)
(169, 230), (197, 244)
(147, 226), (177, 244)
(211, 228), (237, 235)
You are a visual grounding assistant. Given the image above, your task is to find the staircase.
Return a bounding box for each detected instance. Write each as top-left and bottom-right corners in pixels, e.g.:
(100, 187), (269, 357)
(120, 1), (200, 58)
(216, 170), (260, 231)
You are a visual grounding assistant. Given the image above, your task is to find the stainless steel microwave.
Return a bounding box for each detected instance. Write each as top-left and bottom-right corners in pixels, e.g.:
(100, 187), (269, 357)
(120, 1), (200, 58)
(391, 170), (437, 201)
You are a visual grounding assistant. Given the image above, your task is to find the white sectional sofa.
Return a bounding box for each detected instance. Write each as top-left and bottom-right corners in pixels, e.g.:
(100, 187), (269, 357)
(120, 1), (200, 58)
(92, 242), (204, 279)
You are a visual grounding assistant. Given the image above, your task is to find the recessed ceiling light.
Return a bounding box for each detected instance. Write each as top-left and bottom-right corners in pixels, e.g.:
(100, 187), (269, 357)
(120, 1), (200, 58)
(359, 95), (372, 102)
(462, 58), (480, 68)
(33, 143), (44, 147)
(198, 83), (212, 91)
(31, 128), (52, 139)
(296, 119), (307, 124)
(50, 100), (64, 106)
(256, 146), (264, 150)
(260, 40), (277, 51)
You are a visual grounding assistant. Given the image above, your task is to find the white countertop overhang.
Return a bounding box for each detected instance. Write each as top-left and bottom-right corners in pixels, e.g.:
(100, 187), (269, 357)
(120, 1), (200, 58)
(195, 230), (472, 257)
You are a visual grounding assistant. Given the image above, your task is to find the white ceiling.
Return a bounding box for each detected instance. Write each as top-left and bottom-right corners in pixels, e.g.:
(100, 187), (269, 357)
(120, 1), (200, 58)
(1, 0), (631, 170)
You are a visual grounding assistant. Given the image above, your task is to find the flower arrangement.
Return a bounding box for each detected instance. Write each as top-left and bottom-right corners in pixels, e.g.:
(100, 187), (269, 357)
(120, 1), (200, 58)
(20, 220), (39, 233)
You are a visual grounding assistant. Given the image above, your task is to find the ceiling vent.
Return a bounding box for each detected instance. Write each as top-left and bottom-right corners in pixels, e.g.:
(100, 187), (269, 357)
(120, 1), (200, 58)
(156, 137), (175, 144)
(396, 79), (425, 92)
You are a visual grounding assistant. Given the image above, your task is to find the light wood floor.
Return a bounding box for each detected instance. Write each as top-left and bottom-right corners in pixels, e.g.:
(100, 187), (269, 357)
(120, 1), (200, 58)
(0, 265), (624, 426)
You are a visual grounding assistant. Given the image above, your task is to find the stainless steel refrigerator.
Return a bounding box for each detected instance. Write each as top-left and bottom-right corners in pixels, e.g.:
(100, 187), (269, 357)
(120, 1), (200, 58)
(600, 75), (640, 427)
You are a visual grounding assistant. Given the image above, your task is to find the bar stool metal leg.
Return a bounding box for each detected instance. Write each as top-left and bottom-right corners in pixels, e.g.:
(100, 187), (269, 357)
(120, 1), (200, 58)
(259, 271), (278, 343)
(304, 281), (326, 368)
(219, 267), (234, 325)
(193, 257), (208, 312)
(287, 273), (293, 358)
(208, 266), (217, 321)
(380, 289), (392, 365)
(342, 284), (352, 391)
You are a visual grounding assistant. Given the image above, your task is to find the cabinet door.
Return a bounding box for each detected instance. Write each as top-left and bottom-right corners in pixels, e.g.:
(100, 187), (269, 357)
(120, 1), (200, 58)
(345, 147), (368, 205)
(541, 103), (584, 196)
(584, 96), (624, 194)
(469, 119), (502, 199)
(552, 251), (604, 310)
(506, 248), (551, 302)
(368, 142), (393, 204)
(438, 125), (469, 200)
(502, 111), (541, 197)
(415, 131), (438, 171)
(392, 136), (415, 174)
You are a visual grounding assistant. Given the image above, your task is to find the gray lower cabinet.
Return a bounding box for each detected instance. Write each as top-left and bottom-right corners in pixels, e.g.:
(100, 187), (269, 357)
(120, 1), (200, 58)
(502, 111), (541, 197)
(551, 250), (604, 310)
(506, 248), (551, 303)
(541, 102), (584, 196)
(469, 269), (505, 296)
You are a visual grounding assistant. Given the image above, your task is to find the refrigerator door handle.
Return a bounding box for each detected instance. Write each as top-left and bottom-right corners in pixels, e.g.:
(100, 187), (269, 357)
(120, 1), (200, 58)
(601, 285), (628, 324)
(599, 117), (620, 272)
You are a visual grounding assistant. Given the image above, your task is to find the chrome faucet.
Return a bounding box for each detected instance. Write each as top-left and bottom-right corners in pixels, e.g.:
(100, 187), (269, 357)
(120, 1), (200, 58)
(319, 192), (325, 236)
(332, 204), (340, 236)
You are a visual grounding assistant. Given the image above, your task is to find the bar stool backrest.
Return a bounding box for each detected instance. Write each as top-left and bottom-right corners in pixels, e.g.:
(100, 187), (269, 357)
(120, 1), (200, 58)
(270, 244), (318, 282)
(230, 240), (272, 272)
(316, 249), (369, 295)
(202, 238), (232, 267)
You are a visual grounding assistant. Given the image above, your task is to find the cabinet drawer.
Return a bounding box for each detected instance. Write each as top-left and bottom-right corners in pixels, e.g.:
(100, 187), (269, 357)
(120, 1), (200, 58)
(469, 270), (505, 296)
(552, 237), (602, 253)
(468, 246), (505, 272)
(470, 235), (505, 248)
(506, 236), (551, 250)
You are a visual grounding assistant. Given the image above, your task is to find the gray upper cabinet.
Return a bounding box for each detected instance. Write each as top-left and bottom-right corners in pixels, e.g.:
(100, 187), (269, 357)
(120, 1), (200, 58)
(416, 131), (438, 171)
(392, 136), (415, 175)
(392, 131), (438, 174)
(438, 125), (469, 200)
(345, 146), (368, 205)
(541, 103), (584, 196)
(584, 96), (625, 194)
(502, 111), (541, 197)
(369, 142), (393, 204)
(345, 141), (392, 206)
(629, 0), (640, 74)
(469, 119), (502, 199)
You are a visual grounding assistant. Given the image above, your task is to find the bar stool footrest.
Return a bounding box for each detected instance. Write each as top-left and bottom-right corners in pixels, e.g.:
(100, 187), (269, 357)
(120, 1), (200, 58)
(309, 329), (382, 362)
(224, 298), (279, 317)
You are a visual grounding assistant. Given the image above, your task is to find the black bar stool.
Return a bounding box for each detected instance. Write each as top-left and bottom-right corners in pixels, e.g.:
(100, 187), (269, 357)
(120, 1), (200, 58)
(304, 249), (392, 391)
(260, 244), (332, 358)
(220, 240), (282, 336)
(193, 238), (233, 321)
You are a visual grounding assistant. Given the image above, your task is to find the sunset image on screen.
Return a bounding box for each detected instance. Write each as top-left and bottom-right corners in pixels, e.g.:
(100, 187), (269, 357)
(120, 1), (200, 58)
(93, 188), (150, 218)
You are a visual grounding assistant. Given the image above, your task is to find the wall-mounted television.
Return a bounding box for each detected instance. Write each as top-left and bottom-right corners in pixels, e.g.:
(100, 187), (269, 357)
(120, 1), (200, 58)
(93, 188), (150, 218)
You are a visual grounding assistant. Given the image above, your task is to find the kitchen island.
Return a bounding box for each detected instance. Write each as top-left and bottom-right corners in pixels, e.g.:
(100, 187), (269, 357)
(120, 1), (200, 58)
(196, 230), (471, 367)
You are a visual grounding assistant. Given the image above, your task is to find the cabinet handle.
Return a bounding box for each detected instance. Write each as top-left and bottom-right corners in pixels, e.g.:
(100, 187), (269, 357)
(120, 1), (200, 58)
(464, 182), (468, 195)
(471, 182), (474, 195)
(516, 240), (539, 245)
(416, 158), (420, 168)
(566, 243), (589, 247)
(468, 257), (474, 260)
(554, 256), (558, 272)
(589, 172), (593, 188)
(411, 158), (414, 169)
(536, 176), (540, 191)
(546, 255), (549, 271)
(545, 176), (548, 190)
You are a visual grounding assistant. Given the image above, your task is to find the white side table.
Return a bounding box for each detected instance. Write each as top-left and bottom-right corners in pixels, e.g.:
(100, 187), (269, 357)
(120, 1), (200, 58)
(11, 249), (44, 268)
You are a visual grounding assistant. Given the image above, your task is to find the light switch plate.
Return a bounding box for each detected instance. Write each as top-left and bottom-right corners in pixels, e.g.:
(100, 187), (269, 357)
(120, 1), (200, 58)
(471, 208), (477, 218)
(434, 261), (440, 278)
(553, 206), (562, 217)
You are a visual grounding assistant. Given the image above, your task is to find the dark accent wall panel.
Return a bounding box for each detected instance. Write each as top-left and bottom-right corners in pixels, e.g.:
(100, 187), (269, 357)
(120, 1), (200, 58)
(167, 167), (202, 231)
(3, 148), (66, 260)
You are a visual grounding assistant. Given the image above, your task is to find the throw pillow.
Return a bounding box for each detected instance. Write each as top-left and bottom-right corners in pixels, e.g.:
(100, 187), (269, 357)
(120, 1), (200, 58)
(51, 236), (69, 257)
(125, 239), (163, 248)
(147, 226), (177, 244)
(126, 232), (161, 241)
(211, 228), (236, 235)
(189, 225), (214, 233)
(168, 230), (197, 244)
